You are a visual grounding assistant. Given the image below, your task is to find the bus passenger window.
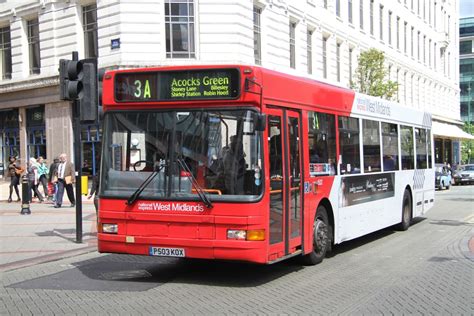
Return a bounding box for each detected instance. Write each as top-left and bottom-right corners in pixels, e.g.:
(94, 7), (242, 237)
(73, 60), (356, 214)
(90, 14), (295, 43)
(415, 128), (428, 169)
(381, 122), (399, 171)
(362, 120), (381, 173)
(308, 111), (337, 176)
(427, 129), (432, 168)
(400, 125), (414, 170)
(338, 116), (360, 174)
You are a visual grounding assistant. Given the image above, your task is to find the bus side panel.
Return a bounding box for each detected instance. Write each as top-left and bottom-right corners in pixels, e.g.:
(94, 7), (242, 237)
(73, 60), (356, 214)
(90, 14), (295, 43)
(329, 171), (415, 244)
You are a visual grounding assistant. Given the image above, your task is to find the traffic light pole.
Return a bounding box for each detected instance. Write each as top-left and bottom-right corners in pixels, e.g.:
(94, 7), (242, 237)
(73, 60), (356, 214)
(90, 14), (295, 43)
(71, 51), (83, 244)
(73, 98), (83, 244)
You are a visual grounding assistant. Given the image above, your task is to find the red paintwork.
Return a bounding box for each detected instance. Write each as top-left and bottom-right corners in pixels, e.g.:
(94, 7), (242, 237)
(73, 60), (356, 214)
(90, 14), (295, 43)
(98, 65), (355, 264)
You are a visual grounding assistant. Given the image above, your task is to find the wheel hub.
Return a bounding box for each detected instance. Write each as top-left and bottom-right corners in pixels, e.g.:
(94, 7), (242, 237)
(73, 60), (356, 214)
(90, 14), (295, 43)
(313, 219), (327, 253)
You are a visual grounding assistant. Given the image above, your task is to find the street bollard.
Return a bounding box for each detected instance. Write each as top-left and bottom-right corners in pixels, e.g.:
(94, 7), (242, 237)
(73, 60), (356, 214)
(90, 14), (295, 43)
(20, 175), (31, 215)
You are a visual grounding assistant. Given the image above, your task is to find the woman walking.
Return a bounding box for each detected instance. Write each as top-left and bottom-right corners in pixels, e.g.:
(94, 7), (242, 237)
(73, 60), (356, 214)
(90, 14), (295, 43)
(7, 156), (22, 203)
(27, 157), (44, 203)
(37, 156), (49, 198)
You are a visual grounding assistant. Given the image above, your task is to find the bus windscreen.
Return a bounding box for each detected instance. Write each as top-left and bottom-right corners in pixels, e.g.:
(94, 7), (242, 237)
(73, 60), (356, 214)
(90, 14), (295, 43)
(114, 68), (241, 102)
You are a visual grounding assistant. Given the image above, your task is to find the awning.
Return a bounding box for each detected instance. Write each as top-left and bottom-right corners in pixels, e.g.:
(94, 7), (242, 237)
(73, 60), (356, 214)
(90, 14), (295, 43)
(432, 121), (474, 140)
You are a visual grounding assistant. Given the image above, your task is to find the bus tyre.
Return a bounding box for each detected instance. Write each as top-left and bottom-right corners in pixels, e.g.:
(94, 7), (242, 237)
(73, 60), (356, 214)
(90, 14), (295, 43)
(302, 205), (331, 265)
(397, 190), (412, 231)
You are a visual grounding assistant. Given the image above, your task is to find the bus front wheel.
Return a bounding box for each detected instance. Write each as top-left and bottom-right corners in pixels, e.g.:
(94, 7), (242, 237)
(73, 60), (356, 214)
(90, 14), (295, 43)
(396, 190), (412, 231)
(302, 205), (331, 265)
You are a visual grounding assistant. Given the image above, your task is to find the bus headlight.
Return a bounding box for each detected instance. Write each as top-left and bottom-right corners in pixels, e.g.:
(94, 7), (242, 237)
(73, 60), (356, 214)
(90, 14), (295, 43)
(227, 229), (265, 241)
(102, 223), (118, 234)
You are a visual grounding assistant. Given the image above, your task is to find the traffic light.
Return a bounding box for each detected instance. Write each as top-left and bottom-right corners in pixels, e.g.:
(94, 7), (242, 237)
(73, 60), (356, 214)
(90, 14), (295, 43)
(80, 62), (98, 122)
(59, 58), (98, 123)
(59, 59), (83, 101)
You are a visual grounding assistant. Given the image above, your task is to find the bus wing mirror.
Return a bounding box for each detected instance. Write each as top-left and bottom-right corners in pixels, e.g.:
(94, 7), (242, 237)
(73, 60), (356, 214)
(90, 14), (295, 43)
(255, 113), (266, 131)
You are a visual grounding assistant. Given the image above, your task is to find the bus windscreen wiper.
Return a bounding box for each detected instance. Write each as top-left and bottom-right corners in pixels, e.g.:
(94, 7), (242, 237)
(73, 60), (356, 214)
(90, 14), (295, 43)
(176, 158), (213, 209)
(126, 164), (165, 205)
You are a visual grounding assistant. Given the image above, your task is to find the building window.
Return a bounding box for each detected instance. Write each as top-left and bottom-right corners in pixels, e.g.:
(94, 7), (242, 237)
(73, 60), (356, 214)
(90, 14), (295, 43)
(411, 26), (414, 57)
(0, 26), (12, 79)
(460, 40), (472, 55)
(360, 1), (364, 29)
(388, 11), (392, 45)
(336, 0), (341, 17)
(370, 0), (374, 35)
(429, 39), (432, 66)
(289, 22), (296, 69)
(83, 4), (98, 58)
(379, 5), (384, 41)
(322, 36), (328, 79)
(434, 43), (437, 70)
(307, 29), (312, 74)
(348, 0), (353, 24)
(324, 0), (328, 9)
(27, 18), (41, 75)
(253, 6), (262, 65)
(396, 17), (400, 49)
(336, 42), (341, 82)
(404, 22), (407, 54)
(165, 0), (195, 58)
(423, 35), (426, 63)
(349, 47), (353, 83)
(417, 31), (420, 60)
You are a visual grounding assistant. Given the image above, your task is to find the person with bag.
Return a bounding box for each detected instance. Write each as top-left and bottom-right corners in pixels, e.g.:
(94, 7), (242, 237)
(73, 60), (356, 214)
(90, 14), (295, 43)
(55, 153), (75, 208)
(37, 156), (49, 199)
(7, 156), (22, 203)
(48, 157), (60, 202)
(87, 168), (100, 214)
(27, 157), (44, 203)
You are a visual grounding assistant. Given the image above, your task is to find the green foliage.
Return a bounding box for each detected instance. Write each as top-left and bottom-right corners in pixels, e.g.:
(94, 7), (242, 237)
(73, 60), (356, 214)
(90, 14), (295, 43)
(351, 48), (398, 101)
(461, 122), (474, 164)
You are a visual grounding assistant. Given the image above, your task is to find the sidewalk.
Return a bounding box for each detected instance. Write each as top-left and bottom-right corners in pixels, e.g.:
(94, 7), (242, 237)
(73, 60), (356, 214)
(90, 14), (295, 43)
(0, 181), (97, 272)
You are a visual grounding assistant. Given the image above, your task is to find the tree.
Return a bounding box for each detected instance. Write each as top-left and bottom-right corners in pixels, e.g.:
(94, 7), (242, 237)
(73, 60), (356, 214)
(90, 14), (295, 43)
(351, 48), (398, 100)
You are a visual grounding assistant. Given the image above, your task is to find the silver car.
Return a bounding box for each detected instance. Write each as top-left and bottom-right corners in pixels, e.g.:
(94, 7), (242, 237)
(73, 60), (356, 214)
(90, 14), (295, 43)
(452, 164), (474, 185)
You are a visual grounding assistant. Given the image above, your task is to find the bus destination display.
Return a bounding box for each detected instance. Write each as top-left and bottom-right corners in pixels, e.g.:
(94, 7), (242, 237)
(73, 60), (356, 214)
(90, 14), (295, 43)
(115, 69), (240, 102)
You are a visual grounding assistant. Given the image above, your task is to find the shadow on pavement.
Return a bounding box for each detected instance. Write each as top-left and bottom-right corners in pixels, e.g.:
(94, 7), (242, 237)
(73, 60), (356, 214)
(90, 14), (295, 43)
(8, 253), (303, 291)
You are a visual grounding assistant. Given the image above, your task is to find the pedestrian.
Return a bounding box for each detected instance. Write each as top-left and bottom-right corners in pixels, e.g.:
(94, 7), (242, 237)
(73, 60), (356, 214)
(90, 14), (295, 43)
(55, 153), (75, 208)
(27, 157), (44, 203)
(48, 157), (60, 202)
(88, 169), (100, 214)
(37, 156), (49, 199)
(7, 156), (22, 203)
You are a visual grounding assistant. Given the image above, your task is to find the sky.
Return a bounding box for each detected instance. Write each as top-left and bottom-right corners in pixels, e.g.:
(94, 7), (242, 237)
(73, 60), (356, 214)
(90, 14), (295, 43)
(460, 0), (474, 18)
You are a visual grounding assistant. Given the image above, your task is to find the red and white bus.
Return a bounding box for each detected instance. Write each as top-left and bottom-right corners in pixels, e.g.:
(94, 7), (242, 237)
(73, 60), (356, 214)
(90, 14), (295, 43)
(98, 65), (434, 264)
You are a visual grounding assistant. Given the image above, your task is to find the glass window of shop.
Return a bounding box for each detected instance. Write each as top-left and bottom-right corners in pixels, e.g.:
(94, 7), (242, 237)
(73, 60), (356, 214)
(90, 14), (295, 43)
(26, 106), (46, 160)
(0, 109), (20, 177)
(81, 124), (101, 176)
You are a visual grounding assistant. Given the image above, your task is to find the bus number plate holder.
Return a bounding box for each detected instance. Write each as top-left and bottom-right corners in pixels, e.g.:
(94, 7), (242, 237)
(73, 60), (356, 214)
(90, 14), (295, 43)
(149, 247), (185, 258)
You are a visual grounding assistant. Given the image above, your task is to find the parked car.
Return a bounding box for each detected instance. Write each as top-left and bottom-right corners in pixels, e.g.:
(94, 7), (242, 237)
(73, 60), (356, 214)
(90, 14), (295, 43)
(452, 164), (474, 185)
(435, 164), (451, 190)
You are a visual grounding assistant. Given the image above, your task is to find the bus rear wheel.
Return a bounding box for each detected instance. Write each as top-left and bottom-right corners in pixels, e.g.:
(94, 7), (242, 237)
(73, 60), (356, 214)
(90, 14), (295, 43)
(396, 190), (412, 231)
(302, 205), (331, 265)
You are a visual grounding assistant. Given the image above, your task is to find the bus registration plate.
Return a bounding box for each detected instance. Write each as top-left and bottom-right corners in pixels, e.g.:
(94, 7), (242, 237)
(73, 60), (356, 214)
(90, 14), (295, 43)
(149, 247), (185, 258)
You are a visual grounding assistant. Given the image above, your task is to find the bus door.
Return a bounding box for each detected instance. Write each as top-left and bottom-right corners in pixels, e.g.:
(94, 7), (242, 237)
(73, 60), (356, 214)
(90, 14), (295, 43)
(267, 108), (303, 260)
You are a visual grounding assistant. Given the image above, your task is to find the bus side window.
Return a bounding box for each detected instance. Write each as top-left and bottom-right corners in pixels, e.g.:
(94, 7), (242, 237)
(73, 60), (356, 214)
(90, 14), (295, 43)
(362, 119), (381, 173)
(381, 122), (399, 171)
(400, 125), (415, 170)
(338, 116), (360, 174)
(308, 111), (337, 176)
(415, 128), (428, 169)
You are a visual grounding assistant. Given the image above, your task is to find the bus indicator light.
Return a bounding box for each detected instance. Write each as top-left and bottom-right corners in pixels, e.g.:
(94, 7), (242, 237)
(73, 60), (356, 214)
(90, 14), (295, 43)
(246, 230), (265, 241)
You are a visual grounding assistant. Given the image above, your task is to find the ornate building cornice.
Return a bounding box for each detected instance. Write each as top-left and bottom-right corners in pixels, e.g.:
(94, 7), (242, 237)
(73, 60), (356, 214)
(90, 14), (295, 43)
(0, 76), (59, 94)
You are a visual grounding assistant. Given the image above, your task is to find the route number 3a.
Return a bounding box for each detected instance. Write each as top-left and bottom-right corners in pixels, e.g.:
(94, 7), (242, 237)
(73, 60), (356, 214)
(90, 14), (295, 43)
(134, 79), (151, 99)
